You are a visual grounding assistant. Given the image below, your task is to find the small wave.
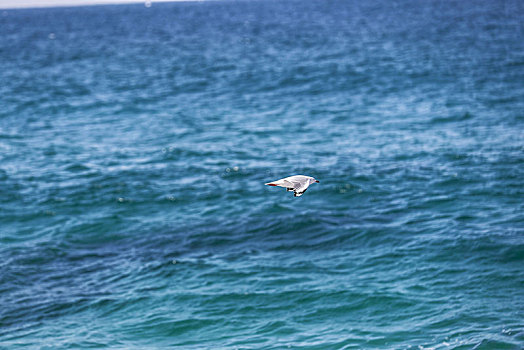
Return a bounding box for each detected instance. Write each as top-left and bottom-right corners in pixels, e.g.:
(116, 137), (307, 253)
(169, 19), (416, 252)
(430, 112), (473, 124)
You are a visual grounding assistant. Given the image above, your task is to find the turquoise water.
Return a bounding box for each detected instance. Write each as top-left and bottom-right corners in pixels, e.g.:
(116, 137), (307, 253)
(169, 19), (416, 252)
(1, 0), (523, 348)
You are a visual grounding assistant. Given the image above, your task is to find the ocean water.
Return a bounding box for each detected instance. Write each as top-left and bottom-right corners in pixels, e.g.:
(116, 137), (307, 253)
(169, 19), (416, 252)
(1, 0), (523, 348)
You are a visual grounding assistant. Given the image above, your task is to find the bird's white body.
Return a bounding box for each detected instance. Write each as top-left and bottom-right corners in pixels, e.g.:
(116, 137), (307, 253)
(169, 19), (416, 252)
(265, 175), (319, 197)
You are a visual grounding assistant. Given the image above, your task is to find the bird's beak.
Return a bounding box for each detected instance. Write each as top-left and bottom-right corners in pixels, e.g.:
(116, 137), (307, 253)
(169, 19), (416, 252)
(315, 180), (319, 183)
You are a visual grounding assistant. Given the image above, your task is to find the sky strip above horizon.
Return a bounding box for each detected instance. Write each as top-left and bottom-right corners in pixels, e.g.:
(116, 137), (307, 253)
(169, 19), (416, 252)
(0, 0), (185, 9)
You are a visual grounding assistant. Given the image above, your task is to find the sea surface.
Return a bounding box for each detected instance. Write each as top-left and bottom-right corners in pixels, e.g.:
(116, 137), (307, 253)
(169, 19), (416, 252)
(1, 0), (523, 348)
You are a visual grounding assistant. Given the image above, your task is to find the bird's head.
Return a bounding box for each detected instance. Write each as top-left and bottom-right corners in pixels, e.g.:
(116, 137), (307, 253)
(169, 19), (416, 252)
(310, 177), (319, 184)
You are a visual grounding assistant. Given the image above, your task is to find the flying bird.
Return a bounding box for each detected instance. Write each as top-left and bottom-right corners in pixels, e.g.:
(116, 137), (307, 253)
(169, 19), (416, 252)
(265, 175), (319, 197)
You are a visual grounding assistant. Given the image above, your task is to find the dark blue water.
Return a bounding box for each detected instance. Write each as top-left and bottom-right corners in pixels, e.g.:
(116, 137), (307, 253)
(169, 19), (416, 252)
(1, 0), (523, 348)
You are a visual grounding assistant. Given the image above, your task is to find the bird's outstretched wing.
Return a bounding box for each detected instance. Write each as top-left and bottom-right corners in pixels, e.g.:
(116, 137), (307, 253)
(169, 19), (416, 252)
(293, 181), (310, 197)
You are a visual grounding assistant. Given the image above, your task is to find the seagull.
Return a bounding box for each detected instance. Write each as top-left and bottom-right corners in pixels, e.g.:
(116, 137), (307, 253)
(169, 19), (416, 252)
(265, 175), (319, 197)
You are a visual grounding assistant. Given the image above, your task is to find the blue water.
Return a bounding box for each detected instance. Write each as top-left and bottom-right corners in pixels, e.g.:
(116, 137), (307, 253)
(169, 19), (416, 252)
(1, 0), (523, 348)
